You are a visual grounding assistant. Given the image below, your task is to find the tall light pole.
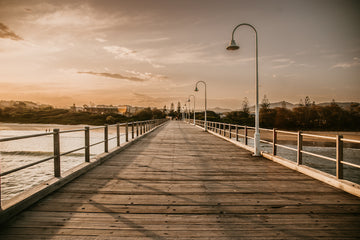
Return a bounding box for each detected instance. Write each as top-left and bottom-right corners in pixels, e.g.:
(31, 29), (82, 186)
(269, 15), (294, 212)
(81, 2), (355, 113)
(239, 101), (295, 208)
(226, 23), (260, 156)
(194, 81), (207, 132)
(188, 94), (195, 125)
(184, 103), (188, 120)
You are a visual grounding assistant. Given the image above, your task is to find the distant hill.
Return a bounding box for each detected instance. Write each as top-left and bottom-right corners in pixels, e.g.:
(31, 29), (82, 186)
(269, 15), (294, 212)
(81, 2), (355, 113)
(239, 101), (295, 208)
(0, 100), (52, 109)
(209, 107), (233, 113)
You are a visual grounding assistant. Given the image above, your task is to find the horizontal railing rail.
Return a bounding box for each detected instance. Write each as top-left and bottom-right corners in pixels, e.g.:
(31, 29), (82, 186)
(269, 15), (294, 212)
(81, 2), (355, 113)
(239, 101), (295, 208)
(187, 118), (360, 185)
(0, 119), (168, 207)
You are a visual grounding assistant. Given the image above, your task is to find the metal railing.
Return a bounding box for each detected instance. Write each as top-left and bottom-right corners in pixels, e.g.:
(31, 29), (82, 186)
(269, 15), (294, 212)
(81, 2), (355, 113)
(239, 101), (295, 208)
(0, 119), (167, 207)
(189, 118), (360, 184)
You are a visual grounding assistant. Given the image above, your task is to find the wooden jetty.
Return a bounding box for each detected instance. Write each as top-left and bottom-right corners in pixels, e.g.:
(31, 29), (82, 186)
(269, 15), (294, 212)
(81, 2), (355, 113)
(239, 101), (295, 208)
(1, 121), (360, 239)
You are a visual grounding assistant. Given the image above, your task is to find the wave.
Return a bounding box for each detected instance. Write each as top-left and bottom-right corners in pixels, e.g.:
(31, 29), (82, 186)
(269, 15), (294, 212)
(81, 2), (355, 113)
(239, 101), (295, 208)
(0, 151), (88, 157)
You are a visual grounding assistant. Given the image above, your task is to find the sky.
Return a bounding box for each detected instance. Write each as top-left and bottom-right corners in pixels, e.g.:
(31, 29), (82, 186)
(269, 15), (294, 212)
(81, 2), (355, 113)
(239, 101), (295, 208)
(0, 0), (359, 110)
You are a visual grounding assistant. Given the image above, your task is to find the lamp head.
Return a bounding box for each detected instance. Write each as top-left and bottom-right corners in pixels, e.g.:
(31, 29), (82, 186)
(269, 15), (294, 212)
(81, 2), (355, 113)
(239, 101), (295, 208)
(226, 39), (239, 50)
(194, 86), (199, 92)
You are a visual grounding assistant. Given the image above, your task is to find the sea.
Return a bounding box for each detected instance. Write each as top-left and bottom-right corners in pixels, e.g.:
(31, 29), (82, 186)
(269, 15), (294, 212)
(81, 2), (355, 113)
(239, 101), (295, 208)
(0, 123), (128, 202)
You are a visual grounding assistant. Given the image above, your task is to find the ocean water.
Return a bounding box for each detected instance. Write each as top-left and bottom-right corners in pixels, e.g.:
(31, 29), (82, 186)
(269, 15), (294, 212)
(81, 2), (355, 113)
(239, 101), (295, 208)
(0, 123), (130, 202)
(236, 137), (360, 184)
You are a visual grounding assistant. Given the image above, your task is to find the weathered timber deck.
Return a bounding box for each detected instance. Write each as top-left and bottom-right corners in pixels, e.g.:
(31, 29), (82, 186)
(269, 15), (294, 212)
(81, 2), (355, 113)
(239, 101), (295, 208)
(1, 121), (360, 239)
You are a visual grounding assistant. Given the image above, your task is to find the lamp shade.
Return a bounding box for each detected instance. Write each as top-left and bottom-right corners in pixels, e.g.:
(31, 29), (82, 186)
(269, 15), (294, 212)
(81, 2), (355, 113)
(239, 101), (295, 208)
(226, 39), (239, 50)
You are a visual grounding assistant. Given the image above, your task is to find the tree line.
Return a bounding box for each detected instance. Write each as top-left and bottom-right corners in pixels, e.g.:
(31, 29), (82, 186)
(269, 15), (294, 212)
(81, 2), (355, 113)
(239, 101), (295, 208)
(191, 97), (360, 131)
(0, 106), (166, 125)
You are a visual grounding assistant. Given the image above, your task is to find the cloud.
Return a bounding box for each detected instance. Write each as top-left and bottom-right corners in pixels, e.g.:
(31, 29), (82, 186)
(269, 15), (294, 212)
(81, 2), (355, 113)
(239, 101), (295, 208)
(135, 37), (170, 43)
(95, 38), (107, 43)
(0, 23), (23, 41)
(31, 3), (129, 30)
(78, 71), (146, 82)
(78, 70), (168, 82)
(271, 58), (295, 69)
(330, 57), (360, 69)
(103, 45), (164, 68)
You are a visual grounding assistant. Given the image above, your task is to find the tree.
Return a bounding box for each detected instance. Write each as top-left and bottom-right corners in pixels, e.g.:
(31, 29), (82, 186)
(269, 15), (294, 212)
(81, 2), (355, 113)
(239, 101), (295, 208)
(260, 95), (275, 128)
(152, 108), (164, 119)
(242, 97), (249, 113)
(261, 95), (270, 111)
(304, 96), (311, 107)
(177, 102), (181, 113)
(134, 108), (153, 120)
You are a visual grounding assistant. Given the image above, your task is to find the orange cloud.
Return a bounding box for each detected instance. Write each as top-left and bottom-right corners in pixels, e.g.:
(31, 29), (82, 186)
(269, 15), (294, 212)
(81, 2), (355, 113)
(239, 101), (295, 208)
(0, 23), (23, 41)
(78, 71), (146, 82)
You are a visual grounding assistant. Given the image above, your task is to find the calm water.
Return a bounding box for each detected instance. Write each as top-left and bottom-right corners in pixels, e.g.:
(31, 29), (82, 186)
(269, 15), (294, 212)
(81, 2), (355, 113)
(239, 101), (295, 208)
(1, 123), (359, 202)
(237, 137), (360, 184)
(0, 123), (129, 202)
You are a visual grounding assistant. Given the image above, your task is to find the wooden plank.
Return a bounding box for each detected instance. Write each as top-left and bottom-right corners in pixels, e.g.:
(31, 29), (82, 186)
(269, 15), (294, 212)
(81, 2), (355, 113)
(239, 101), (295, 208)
(1, 121), (360, 239)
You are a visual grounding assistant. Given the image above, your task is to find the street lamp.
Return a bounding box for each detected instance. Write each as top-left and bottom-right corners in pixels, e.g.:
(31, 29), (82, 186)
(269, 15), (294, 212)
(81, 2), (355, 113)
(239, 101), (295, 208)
(188, 94), (195, 125)
(184, 103), (188, 120)
(194, 80), (207, 132)
(226, 23), (260, 156)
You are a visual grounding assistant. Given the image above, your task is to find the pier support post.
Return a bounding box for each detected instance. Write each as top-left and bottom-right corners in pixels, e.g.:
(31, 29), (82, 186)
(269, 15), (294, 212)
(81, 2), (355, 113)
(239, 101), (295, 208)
(236, 126), (239, 141)
(85, 126), (90, 162)
(126, 122), (129, 142)
(136, 122), (139, 137)
(131, 122), (134, 139)
(336, 135), (344, 179)
(273, 128), (277, 156)
(53, 129), (61, 177)
(116, 124), (120, 146)
(244, 126), (248, 145)
(104, 125), (108, 153)
(297, 131), (302, 165)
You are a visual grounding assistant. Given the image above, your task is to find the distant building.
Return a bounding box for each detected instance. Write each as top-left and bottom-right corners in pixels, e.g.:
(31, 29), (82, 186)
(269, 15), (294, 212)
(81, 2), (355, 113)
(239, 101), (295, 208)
(70, 104), (145, 116)
(83, 105), (118, 114)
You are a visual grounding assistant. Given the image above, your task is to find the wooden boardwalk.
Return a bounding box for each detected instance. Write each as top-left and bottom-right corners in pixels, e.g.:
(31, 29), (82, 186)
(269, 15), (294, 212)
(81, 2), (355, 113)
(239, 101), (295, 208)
(1, 121), (360, 239)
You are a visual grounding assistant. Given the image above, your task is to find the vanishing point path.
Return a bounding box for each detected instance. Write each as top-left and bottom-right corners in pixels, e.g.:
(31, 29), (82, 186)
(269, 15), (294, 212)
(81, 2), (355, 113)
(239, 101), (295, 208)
(1, 121), (360, 239)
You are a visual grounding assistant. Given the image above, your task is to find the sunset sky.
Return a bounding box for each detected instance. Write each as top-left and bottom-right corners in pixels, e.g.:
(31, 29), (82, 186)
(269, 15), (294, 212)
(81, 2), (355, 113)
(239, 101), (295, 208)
(0, 0), (359, 110)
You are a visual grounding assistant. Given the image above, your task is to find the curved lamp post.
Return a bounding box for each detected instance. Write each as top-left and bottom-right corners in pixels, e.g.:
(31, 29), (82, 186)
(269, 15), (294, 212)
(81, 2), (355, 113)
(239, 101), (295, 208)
(226, 23), (260, 156)
(194, 80), (207, 132)
(188, 94), (195, 125)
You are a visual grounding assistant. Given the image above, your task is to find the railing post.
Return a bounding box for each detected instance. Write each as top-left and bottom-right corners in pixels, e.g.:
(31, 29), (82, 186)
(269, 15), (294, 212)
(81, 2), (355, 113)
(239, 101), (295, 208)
(297, 131), (302, 165)
(229, 124), (232, 139)
(131, 122), (134, 139)
(116, 123), (120, 146)
(136, 122), (139, 137)
(236, 126), (239, 142)
(53, 129), (61, 177)
(244, 126), (248, 145)
(140, 122), (143, 135)
(273, 128), (277, 156)
(126, 122), (129, 142)
(85, 126), (90, 162)
(336, 135), (344, 179)
(104, 125), (108, 153)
